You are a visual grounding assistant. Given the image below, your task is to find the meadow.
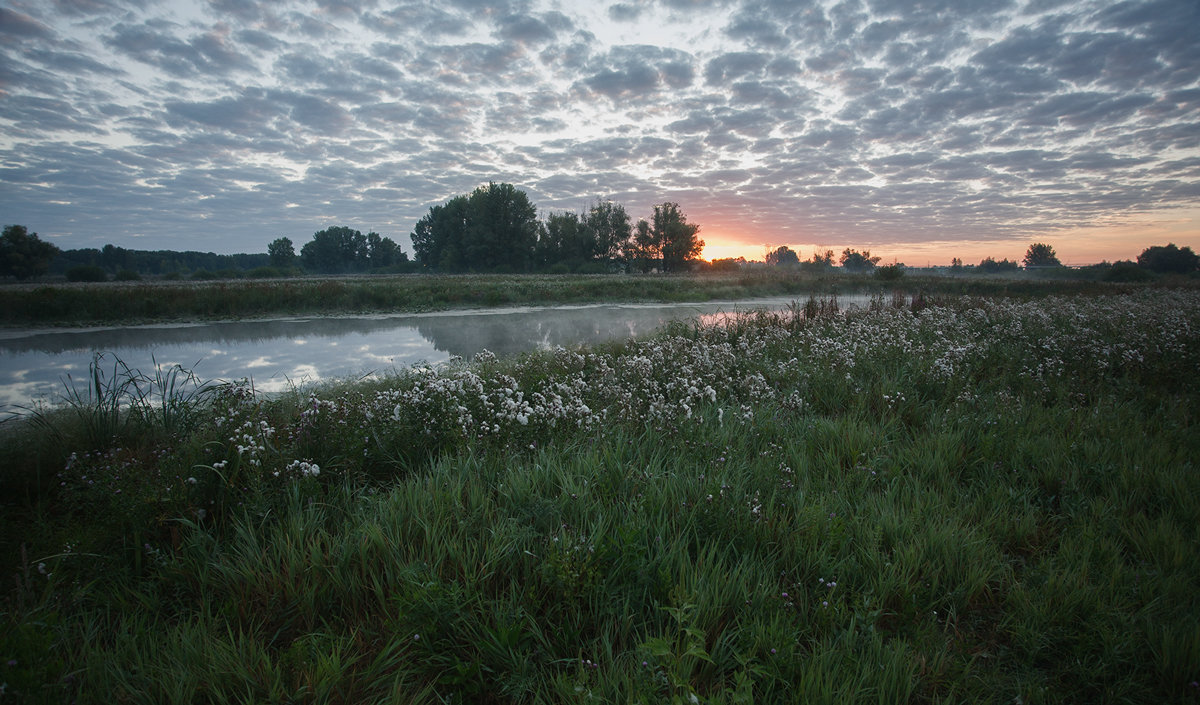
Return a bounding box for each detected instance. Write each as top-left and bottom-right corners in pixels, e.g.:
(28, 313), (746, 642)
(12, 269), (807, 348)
(1, 289), (1197, 703)
(0, 270), (1141, 327)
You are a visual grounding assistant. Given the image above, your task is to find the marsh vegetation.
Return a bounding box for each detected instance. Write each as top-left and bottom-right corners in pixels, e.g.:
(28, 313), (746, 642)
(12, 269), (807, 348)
(1, 290), (1197, 703)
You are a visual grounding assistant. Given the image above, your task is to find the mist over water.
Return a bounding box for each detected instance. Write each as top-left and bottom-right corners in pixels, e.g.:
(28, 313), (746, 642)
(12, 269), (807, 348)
(0, 296), (873, 410)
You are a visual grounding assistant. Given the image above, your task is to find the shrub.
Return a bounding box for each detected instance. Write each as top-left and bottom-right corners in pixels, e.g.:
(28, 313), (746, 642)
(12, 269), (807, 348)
(114, 269), (142, 281)
(66, 265), (107, 282)
(1103, 261), (1154, 282)
(875, 264), (904, 281)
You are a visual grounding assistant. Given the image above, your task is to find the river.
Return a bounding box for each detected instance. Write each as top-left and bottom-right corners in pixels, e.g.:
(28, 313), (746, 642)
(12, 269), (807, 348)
(0, 295), (868, 411)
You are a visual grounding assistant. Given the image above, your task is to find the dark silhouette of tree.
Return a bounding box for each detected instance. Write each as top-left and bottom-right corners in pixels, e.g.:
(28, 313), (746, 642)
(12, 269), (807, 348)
(0, 225), (60, 280)
(268, 237), (296, 268)
(766, 246), (800, 267)
(627, 219), (659, 272)
(464, 182), (539, 272)
(839, 248), (880, 272)
(978, 257), (1019, 273)
(412, 195), (470, 270)
(299, 227), (402, 273)
(537, 211), (594, 270)
(585, 199), (632, 264)
(1137, 243), (1199, 274)
(301, 226), (367, 273)
(1023, 243), (1061, 268)
(653, 202), (703, 272)
(801, 249), (835, 272)
(710, 257), (745, 272)
(411, 183), (538, 272)
(366, 231), (405, 268)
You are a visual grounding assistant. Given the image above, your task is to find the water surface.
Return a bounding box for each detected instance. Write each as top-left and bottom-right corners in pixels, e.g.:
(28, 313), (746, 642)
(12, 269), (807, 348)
(0, 296), (868, 410)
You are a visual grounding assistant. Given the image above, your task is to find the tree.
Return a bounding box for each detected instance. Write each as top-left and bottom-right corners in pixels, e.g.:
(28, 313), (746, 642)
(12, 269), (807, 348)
(464, 182), (539, 272)
(268, 237), (296, 268)
(411, 183), (539, 272)
(627, 219), (658, 272)
(1137, 243), (1199, 274)
(652, 202), (703, 272)
(1023, 242), (1061, 268)
(412, 195), (470, 270)
(977, 257), (1019, 273)
(585, 199), (632, 264)
(366, 231), (403, 268)
(710, 257), (745, 272)
(839, 248), (881, 272)
(537, 211), (595, 269)
(950, 257), (964, 271)
(801, 249), (835, 273)
(766, 246), (800, 267)
(0, 225), (61, 280)
(301, 226), (369, 273)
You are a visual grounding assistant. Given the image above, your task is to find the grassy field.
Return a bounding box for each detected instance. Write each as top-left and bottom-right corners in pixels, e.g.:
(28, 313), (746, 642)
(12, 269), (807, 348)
(1, 289), (1198, 703)
(0, 270), (1150, 327)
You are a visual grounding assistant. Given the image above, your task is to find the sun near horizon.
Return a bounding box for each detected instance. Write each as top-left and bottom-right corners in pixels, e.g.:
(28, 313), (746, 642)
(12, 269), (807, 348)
(698, 209), (1200, 268)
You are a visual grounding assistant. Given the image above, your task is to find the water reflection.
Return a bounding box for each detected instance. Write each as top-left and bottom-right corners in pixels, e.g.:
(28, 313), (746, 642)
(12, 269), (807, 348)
(0, 296), (862, 410)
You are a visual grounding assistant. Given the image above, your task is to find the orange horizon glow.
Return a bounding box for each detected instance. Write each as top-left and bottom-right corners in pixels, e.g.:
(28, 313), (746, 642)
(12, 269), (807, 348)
(698, 210), (1200, 268)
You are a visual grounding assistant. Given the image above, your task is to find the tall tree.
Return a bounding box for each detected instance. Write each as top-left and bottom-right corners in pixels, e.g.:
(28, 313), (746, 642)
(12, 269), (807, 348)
(585, 199), (632, 263)
(839, 248), (880, 272)
(0, 225), (60, 280)
(1023, 243), (1061, 268)
(301, 226), (369, 273)
(268, 237), (295, 268)
(537, 211), (595, 269)
(766, 246), (800, 267)
(412, 184), (538, 272)
(366, 231), (403, 268)
(1137, 243), (1198, 274)
(464, 182), (539, 272)
(412, 195), (470, 271)
(627, 219), (659, 272)
(652, 202), (703, 272)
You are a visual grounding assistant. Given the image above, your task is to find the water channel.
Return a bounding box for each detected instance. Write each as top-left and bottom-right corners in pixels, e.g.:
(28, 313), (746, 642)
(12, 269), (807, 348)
(0, 295), (870, 411)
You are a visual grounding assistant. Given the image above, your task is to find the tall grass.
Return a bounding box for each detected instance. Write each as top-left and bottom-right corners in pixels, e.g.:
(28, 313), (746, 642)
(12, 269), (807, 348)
(1, 290), (1198, 703)
(0, 271), (1162, 327)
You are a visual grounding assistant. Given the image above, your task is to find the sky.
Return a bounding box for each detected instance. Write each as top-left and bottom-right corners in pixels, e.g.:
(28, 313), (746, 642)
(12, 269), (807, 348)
(2, 0), (1198, 266)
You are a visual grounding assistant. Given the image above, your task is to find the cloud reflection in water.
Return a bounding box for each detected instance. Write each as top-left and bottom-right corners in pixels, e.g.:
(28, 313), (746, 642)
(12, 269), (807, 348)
(0, 298), (833, 410)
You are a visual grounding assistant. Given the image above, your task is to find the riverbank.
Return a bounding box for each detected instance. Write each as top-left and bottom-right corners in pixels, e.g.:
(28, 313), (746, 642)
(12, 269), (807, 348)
(2, 289), (1197, 702)
(0, 270), (1152, 327)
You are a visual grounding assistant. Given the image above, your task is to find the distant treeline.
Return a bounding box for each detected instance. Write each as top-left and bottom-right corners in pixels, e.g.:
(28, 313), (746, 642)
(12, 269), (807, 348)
(50, 244), (271, 279)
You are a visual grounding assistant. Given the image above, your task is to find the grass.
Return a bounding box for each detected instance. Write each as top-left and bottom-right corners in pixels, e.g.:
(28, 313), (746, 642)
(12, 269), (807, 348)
(1, 289), (1198, 703)
(0, 270), (1163, 327)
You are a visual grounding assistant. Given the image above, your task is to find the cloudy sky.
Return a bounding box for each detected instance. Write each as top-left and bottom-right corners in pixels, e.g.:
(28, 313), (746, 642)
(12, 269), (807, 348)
(2, 0), (1198, 265)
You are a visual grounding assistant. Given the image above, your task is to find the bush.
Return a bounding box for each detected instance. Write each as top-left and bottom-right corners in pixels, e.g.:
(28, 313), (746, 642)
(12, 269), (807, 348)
(577, 261), (610, 275)
(248, 266), (282, 278)
(66, 265), (107, 282)
(875, 264), (904, 281)
(114, 269), (142, 281)
(1103, 261), (1154, 283)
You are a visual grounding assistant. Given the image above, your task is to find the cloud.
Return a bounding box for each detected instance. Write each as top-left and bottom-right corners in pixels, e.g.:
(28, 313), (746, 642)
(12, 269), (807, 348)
(0, 0), (1195, 261)
(576, 45), (695, 101)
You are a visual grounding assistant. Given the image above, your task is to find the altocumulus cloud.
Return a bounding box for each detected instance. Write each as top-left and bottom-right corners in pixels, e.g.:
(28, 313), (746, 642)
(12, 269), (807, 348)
(0, 0), (1197, 260)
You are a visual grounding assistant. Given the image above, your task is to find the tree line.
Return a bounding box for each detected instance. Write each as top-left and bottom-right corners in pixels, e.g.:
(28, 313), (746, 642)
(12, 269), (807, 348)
(410, 182), (703, 273)
(3, 212), (1198, 281)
